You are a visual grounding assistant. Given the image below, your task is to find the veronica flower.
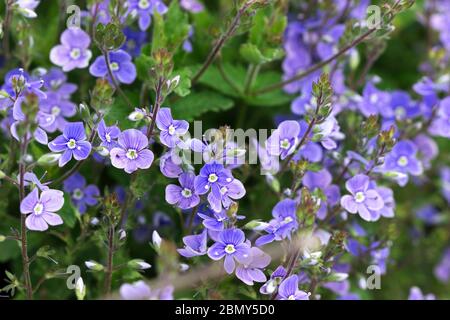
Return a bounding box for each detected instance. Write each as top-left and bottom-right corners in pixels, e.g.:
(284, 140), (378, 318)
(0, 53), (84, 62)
(277, 275), (310, 300)
(358, 82), (390, 117)
(429, 97), (450, 138)
(120, 281), (173, 300)
(97, 119), (120, 151)
(440, 167), (450, 204)
(266, 120), (300, 160)
(126, 0), (168, 31)
(413, 134), (438, 170)
(89, 50), (137, 84)
(110, 129), (154, 173)
(165, 172), (200, 210)
(48, 122), (92, 167)
(159, 151), (183, 178)
(10, 108), (54, 145)
(236, 247), (271, 286)
(0, 68), (46, 110)
(121, 27), (147, 57)
(180, 0), (204, 13)
(22, 172), (49, 191)
(50, 28), (92, 72)
(63, 173), (100, 214)
(260, 266), (287, 295)
(194, 162), (233, 213)
(42, 67), (77, 97)
(156, 108), (189, 148)
(434, 247), (450, 283)
(408, 287), (436, 300)
(198, 206), (228, 231)
(207, 228), (251, 274)
(39, 91), (77, 132)
(20, 188), (64, 231)
(340, 174), (384, 221)
(177, 229), (207, 258)
(383, 140), (423, 183)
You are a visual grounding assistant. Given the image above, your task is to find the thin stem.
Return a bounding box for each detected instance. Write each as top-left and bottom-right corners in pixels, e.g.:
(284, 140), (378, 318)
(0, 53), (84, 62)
(190, 0), (257, 86)
(2, 0), (13, 61)
(251, 9), (400, 96)
(244, 64), (260, 95)
(104, 224), (115, 295)
(217, 58), (242, 94)
(146, 78), (164, 138)
(186, 205), (199, 235)
(19, 137), (33, 300)
(103, 50), (133, 109)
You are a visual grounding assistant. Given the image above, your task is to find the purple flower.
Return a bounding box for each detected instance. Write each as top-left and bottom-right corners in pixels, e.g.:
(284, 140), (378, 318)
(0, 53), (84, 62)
(120, 281), (173, 300)
(277, 275), (309, 300)
(429, 97), (450, 138)
(256, 199), (299, 246)
(10, 108), (53, 145)
(165, 172), (200, 210)
(156, 108), (189, 148)
(415, 205), (442, 225)
(408, 287), (435, 300)
(383, 140), (423, 180)
(260, 266), (287, 295)
(413, 134), (438, 170)
(50, 28), (92, 72)
(42, 67), (77, 97)
(236, 247), (271, 286)
(20, 188), (64, 231)
(97, 119), (120, 151)
(180, 0), (204, 13)
(340, 174), (384, 221)
(121, 27), (147, 57)
(194, 162), (233, 213)
(266, 120), (300, 160)
(39, 91), (77, 132)
(89, 50), (137, 84)
(198, 206), (228, 231)
(63, 173), (100, 214)
(440, 167), (450, 204)
(159, 151), (183, 178)
(207, 228), (251, 274)
(434, 247), (450, 283)
(110, 129), (154, 173)
(177, 229), (207, 258)
(126, 0), (168, 31)
(48, 122), (92, 167)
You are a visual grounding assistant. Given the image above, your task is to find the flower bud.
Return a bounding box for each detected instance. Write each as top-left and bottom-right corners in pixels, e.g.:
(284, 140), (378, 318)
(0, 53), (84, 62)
(128, 259), (152, 270)
(75, 277), (86, 300)
(152, 230), (162, 251)
(84, 260), (104, 271)
(37, 153), (61, 166)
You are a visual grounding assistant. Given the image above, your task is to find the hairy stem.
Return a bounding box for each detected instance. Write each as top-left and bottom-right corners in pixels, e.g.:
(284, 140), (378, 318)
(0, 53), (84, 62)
(104, 224), (115, 295)
(103, 50), (133, 109)
(2, 0), (13, 61)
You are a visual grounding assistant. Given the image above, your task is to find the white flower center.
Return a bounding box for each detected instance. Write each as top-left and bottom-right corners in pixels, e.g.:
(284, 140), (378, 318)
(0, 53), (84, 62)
(33, 203), (44, 215)
(355, 191), (366, 203)
(51, 106), (61, 116)
(70, 48), (81, 59)
(138, 0), (150, 9)
(370, 93), (378, 104)
(105, 133), (111, 142)
(225, 244), (236, 254)
(110, 62), (120, 71)
(397, 156), (409, 167)
(288, 295), (296, 300)
(67, 139), (77, 149)
(284, 216), (293, 223)
(395, 106), (406, 118)
(280, 138), (291, 150)
(181, 188), (192, 198)
(220, 186), (228, 195)
(73, 188), (84, 200)
(168, 125), (176, 135)
(208, 173), (218, 183)
(126, 148), (138, 160)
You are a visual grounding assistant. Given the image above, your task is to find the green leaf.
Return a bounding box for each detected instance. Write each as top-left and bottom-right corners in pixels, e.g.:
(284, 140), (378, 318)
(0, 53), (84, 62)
(58, 193), (78, 228)
(171, 91), (234, 121)
(196, 64), (246, 98)
(172, 68), (192, 97)
(244, 71), (292, 107)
